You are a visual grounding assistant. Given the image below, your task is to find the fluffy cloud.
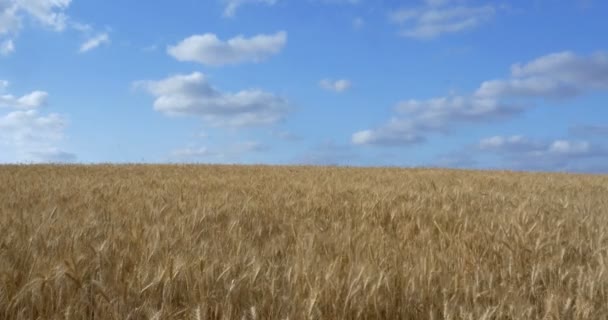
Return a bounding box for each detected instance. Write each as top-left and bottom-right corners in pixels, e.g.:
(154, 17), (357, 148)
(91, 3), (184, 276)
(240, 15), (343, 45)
(0, 0), (105, 54)
(476, 135), (607, 172)
(479, 135), (541, 152)
(353, 51), (608, 147)
(0, 80), (74, 162)
(222, 0), (278, 17)
(167, 31), (287, 66)
(1, 90), (48, 109)
(1, 0), (70, 34)
(0, 109), (65, 143)
(319, 78), (352, 92)
(352, 118), (425, 146)
(352, 96), (522, 146)
(136, 72), (291, 127)
(389, 1), (495, 39)
(0, 2), (20, 35)
(0, 0), (71, 38)
(79, 32), (110, 53)
(476, 51), (608, 99)
(15, 0), (71, 31)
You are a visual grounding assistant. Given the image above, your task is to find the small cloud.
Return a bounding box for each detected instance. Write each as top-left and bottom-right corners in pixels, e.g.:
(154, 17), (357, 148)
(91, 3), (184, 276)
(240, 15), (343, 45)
(389, 2), (496, 39)
(171, 147), (218, 159)
(79, 33), (110, 53)
(70, 22), (93, 33)
(0, 39), (15, 56)
(167, 31), (287, 66)
(352, 96), (521, 147)
(352, 124), (425, 147)
(319, 78), (352, 92)
(479, 135), (542, 152)
(1, 89), (48, 109)
(222, 0), (279, 17)
(476, 135), (608, 172)
(135, 72), (291, 127)
(475, 51), (608, 100)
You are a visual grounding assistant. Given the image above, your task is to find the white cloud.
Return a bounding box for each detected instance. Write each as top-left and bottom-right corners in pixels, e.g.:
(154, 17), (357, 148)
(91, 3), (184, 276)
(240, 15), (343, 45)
(0, 38), (14, 55)
(353, 51), (608, 147)
(319, 78), (352, 92)
(352, 96), (522, 146)
(480, 136), (598, 157)
(548, 140), (591, 156)
(479, 135), (542, 152)
(389, 2), (495, 39)
(394, 96), (522, 123)
(0, 110), (65, 140)
(475, 51), (608, 99)
(0, 86), (48, 109)
(17, 0), (71, 31)
(135, 72), (291, 127)
(70, 21), (91, 32)
(352, 119), (425, 146)
(0, 81), (73, 162)
(0, 0), (71, 35)
(222, 0), (278, 17)
(0, 110), (74, 162)
(167, 31), (287, 66)
(171, 146), (218, 159)
(79, 32), (110, 53)
(0, 2), (21, 35)
(0, 0), (103, 54)
(476, 135), (607, 172)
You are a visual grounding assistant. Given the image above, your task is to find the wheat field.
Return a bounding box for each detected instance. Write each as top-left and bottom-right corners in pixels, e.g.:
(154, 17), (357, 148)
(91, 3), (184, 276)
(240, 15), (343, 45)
(0, 165), (607, 319)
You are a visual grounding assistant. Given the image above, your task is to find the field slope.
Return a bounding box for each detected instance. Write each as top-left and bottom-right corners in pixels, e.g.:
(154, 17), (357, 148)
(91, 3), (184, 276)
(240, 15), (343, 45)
(1, 165), (607, 319)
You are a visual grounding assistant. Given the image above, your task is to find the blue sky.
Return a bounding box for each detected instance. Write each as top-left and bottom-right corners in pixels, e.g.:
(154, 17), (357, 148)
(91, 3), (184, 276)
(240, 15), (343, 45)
(1, 0), (607, 172)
